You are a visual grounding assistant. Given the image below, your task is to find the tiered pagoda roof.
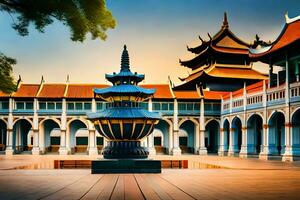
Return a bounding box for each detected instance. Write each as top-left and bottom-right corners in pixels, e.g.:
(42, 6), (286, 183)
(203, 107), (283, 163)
(175, 13), (267, 91)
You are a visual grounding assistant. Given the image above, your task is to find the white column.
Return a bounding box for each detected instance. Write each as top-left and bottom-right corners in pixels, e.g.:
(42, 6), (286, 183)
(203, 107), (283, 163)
(285, 54), (290, 105)
(228, 127), (235, 156)
(88, 129), (98, 155)
(92, 98), (96, 112)
(32, 98), (41, 155)
(171, 99), (181, 155)
(240, 127), (248, 157)
(259, 124), (271, 160)
(198, 98), (207, 155)
(59, 98), (69, 155)
(147, 98), (156, 155)
(5, 98), (14, 155)
(218, 128), (226, 156)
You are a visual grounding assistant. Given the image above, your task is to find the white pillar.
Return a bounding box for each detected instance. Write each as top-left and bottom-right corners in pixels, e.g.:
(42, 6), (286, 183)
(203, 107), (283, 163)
(240, 127), (249, 158)
(218, 128), (226, 156)
(5, 98), (14, 155)
(147, 98), (156, 155)
(285, 54), (290, 105)
(259, 124), (272, 160)
(92, 98), (96, 112)
(171, 99), (181, 156)
(59, 98), (69, 155)
(88, 129), (98, 155)
(198, 98), (207, 155)
(32, 98), (41, 155)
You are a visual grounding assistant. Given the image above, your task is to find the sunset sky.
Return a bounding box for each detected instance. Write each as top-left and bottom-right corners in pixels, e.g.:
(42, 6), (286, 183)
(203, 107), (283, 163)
(1, 0), (300, 86)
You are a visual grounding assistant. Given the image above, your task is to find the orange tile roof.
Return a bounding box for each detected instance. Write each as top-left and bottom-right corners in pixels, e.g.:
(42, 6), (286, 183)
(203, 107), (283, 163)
(0, 91), (10, 97)
(250, 19), (300, 58)
(174, 90), (200, 99)
(38, 84), (66, 98)
(66, 84), (108, 98)
(13, 84), (40, 98)
(141, 84), (173, 99)
(212, 45), (248, 54)
(203, 91), (229, 100)
(207, 67), (267, 80)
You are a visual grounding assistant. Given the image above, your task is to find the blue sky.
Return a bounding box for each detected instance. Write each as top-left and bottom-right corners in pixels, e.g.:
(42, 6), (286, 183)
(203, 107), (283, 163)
(0, 0), (300, 85)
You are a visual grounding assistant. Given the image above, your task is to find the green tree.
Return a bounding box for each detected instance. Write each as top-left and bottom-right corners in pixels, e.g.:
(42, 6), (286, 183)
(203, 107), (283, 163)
(0, 53), (17, 94)
(0, 0), (116, 93)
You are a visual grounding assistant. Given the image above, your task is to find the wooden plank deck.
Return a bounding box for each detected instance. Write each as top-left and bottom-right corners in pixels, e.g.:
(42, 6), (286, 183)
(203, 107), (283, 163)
(1, 169), (300, 200)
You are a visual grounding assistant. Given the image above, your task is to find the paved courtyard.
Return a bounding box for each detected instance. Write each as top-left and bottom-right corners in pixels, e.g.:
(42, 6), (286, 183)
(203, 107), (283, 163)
(0, 155), (300, 200)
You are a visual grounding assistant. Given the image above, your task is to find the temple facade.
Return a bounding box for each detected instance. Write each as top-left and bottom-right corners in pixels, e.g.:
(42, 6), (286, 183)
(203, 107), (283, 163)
(0, 13), (299, 161)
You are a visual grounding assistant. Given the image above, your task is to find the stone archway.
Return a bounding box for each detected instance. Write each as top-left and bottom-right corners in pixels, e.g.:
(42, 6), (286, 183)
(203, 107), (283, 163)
(13, 119), (32, 153)
(292, 108), (300, 156)
(39, 119), (61, 153)
(0, 119), (7, 151)
(268, 112), (285, 156)
(230, 117), (242, 155)
(69, 119), (88, 154)
(205, 120), (220, 153)
(247, 114), (263, 155)
(179, 120), (196, 154)
(153, 120), (170, 154)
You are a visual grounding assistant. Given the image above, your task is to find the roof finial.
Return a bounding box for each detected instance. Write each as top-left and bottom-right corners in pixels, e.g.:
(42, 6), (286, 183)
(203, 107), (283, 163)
(121, 44), (130, 72)
(222, 12), (229, 29)
(285, 12), (290, 23)
(41, 75), (45, 84)
(66, 74), (70, 83)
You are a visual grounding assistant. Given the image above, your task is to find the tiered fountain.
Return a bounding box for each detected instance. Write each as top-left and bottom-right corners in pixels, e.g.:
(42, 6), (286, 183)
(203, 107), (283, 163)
(88, 45), (161, 173)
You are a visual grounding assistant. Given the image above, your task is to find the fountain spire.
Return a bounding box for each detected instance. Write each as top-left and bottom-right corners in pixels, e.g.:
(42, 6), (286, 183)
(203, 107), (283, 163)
(121, 45), (130, 72)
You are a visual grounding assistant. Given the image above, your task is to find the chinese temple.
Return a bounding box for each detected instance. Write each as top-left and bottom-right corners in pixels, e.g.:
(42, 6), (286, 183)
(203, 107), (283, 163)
(0, 13), (299, 162)
(87, 45), (161, 159)
(175, 13), (267, 91)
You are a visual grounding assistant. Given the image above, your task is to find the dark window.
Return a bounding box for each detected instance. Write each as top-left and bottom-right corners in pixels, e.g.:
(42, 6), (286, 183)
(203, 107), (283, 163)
(97, 137), (103, 145)
(76, 137), (88, 145)
(161, 103), (168, 110)
(187, 103), (193, 110)
(178, 103), (186, 110)
(39, 102), (46, 109)
(56, 102), (62, 110)
(84, 103), (92, 110)
(51, 137), (60, 145)
(169, 103), (174, 110)
(96, 102), (103, 110)
(48, 102), (55, 110)
(16, 102), (24, 109)
(154, 136), (162, 146)
(179, 137), (188, 146)
(194, 103), (200, 110)
(2, 101), (9, 109)
(75, 102), (83, 110)
(67, 103), (74, 110)
(25, 102), (33, 109)
(153, 103), (160, 110)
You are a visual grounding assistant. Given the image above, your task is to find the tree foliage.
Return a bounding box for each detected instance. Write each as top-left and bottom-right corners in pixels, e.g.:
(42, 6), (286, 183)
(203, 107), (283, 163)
(0, 0), (116, 41)
(0, 53), (17, 94)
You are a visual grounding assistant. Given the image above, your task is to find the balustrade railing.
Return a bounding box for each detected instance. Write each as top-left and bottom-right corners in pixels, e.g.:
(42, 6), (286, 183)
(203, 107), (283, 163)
(222, 81), (300, 115)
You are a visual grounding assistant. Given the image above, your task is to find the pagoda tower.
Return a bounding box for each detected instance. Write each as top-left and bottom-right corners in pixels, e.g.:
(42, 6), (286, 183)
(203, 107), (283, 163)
(175, 13), (267, 91)
(88, 45), (161, 159)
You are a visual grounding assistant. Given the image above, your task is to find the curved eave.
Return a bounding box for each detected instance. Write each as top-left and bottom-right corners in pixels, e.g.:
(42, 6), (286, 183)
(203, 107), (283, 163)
(180, 45), (248, 69)
(87, 108), (161, 120)
(249, 17), (300, 61)
(187, 41), (210, 54)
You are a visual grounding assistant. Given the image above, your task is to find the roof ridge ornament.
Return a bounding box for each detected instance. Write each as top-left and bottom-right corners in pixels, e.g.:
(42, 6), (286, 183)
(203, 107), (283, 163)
(285, 12), (300, 24)
(222, 12), (229, 29)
